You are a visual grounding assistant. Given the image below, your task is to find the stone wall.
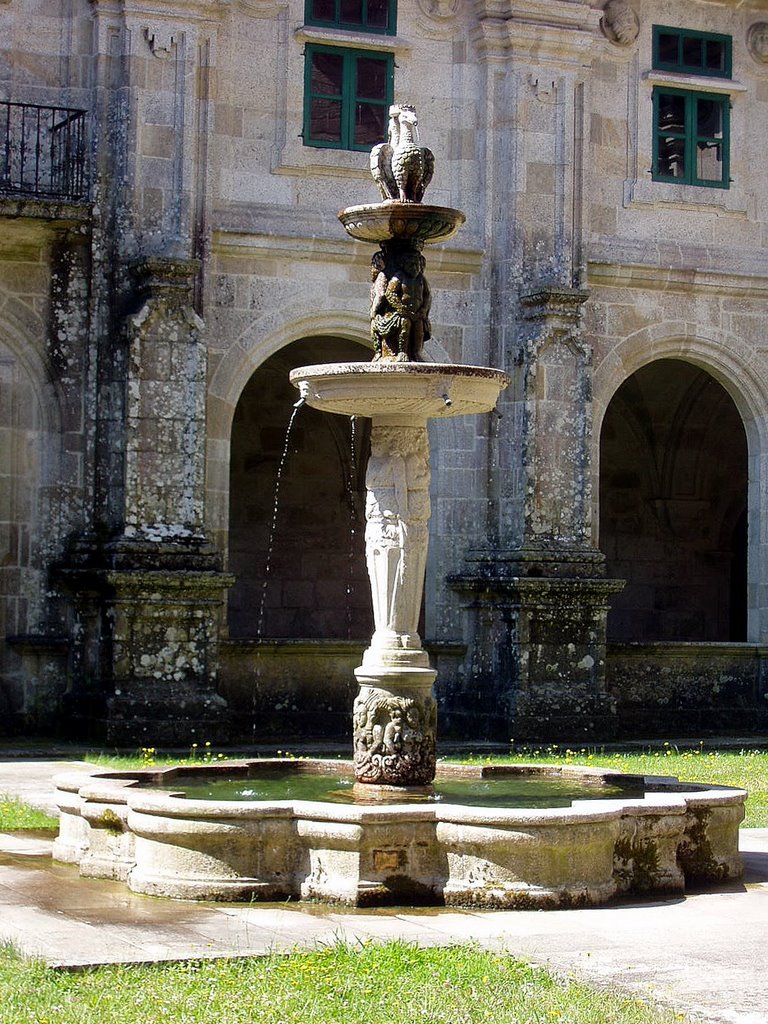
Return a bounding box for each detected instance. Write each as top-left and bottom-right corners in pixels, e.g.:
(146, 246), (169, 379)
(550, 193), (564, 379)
(4, 0), (768, 743)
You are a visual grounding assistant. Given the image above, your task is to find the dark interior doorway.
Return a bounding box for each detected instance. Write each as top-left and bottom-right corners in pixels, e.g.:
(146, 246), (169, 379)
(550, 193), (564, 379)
(228, 337), (373, 640)
(600, 358), (747, 642)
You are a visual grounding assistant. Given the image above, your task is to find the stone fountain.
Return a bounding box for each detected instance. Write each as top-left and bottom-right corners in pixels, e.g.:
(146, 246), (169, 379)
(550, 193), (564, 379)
(52, 106), (746, 909)
(290, 103), (508, 791)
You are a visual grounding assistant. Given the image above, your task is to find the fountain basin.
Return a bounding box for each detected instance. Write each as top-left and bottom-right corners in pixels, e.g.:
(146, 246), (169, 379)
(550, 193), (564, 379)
(53, 760), (745, 909)
(290, 362), (509, 422)
(339, 202), (465, 245)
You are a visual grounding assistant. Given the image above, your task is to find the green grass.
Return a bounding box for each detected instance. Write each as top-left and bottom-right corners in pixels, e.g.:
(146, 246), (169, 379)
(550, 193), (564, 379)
(0, 941), (688, 1024)
(456, 746), (768, 828)
(0, 795), (58, 832)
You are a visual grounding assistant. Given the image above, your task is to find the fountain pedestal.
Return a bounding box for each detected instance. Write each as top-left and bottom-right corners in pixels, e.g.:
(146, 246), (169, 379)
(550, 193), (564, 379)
(290, 362), (509, 786)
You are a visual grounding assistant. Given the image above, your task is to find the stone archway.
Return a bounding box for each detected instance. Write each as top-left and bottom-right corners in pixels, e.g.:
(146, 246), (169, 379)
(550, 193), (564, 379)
(599, 358), (748, 642)
(227, 335), (373, 641)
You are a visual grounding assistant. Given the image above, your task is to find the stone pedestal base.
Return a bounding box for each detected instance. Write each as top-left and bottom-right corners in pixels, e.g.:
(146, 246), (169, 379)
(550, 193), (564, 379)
(353, 651), (437, 786)
(450, 569), (624, 742)
(60, 541), (234, 744)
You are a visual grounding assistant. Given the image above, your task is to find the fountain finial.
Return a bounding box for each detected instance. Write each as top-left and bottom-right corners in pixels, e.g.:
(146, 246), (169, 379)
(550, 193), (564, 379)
(370, 104), (435, 204)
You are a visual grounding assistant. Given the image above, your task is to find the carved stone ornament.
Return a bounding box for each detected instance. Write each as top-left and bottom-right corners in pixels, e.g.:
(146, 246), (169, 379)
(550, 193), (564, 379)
(600, 0), (639, 47)
(365, 425), (430, 648)
(748, 22), (768, 64)
(416, 0), (459, 19)
(353, 686), (437, 786)
(144, 26), (177, 57)
(371, 105), (434, 205)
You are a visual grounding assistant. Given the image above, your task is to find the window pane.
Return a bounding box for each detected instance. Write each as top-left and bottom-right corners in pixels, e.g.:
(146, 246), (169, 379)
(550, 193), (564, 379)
(697, 139), (723, 182)
(658, 93), (686, 132)
(657, 136), (686, 178)
(356, 57), (387, 100)
(311, 52), (343, 96)
(309, 0), (336, 21)
(697, 99), (722, 138)
(367, 0), (389, 28)
(341, 0), (363, 23)
(683, 36), (704, 68)
(354, 102), (386, 146)
(705, 39), (725, 72)
(310, 97), (342, 142)
(658, 33), (679, 65)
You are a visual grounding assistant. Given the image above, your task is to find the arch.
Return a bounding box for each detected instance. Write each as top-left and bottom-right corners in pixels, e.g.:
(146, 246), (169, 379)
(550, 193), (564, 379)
(0, 308), (64, 728)
(225, 333), (373, 641)
(205, 311), (372, 554)
(593, 327), (757, 638)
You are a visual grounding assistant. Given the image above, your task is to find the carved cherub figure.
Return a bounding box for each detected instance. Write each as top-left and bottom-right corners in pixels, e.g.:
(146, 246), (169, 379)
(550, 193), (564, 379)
(369, 249), (431, 361)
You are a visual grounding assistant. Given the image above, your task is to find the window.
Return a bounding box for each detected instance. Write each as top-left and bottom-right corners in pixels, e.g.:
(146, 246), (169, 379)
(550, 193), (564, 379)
(305, 0), (396, 35)
(303, 44), (393, 151)
(650, 26), (732, 188)
(652, 25), (731, 78)
(653, 88), (729, 187)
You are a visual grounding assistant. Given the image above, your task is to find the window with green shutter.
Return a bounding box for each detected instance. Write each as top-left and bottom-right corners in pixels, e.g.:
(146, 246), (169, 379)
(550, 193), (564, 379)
(303, 44), (393, 151)
(652, 25), (731, 78)
(652, 87), (729, 187)
(651, 27), (732, 188)
(305, 0), (397, 35)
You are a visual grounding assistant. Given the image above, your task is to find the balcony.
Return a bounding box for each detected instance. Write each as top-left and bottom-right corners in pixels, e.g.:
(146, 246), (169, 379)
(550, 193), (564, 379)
(1, 101), (88, 201)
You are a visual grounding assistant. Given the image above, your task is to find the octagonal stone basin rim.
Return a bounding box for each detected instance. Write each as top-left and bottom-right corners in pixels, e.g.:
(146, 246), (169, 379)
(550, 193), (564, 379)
(53, 760), (747, 825)
(289, 361), (510, 420)
(52, 760), (746, 910)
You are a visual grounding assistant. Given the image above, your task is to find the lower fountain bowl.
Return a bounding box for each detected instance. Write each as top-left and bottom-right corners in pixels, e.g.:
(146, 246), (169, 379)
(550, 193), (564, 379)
(53, 759), (745, 909)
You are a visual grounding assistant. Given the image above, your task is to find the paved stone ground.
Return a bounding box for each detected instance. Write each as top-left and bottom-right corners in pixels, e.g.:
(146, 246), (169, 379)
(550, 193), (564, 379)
(1, 760), (767, 1024)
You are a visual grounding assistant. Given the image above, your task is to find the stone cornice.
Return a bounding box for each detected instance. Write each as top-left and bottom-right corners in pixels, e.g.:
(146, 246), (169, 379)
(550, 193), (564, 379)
(588, 254), (768, 298)
(472, 0), (600, 63)
(88, 0), (236, 20)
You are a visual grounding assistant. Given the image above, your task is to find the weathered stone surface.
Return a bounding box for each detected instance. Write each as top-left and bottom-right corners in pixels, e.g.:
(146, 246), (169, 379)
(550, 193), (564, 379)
(4, 0), (768, 743)
(53, 760), (746, 909)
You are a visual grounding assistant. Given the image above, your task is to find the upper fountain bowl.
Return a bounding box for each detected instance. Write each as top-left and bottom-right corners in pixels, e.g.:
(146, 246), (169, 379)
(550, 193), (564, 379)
(339, 202), (466, 246)
(290, 361), (509, 422)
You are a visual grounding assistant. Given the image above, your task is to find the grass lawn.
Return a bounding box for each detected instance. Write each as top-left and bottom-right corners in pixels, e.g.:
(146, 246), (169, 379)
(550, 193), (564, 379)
(0, 940), (688, 1024)
(1, 745), (758, 1024)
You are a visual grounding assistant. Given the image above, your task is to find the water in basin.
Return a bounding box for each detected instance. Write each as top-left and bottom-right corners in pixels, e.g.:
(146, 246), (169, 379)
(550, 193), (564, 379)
(167, 769), (646, 808)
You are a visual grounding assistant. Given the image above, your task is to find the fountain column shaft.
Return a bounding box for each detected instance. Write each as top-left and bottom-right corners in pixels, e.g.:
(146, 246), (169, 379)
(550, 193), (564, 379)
(353, 419), (437, 786)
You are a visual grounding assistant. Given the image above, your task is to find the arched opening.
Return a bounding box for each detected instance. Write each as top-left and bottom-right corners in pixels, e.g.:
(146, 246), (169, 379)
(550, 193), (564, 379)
(227, 336), (373, 640)
(0, 337), (54, 729)
(599, 358), (748, 642)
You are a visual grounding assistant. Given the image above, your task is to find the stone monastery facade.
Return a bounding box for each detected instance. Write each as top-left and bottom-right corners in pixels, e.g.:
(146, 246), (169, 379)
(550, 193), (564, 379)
(2, 0), (768, 745)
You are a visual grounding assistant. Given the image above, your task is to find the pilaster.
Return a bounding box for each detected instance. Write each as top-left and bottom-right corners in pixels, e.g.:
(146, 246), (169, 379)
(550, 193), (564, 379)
(450, 287), (624, 742)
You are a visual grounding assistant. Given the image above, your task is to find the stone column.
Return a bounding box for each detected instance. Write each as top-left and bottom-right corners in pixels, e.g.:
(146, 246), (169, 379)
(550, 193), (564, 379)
(353, 422), (437, 787)
(62, 258), (233, 744)
(452, 288), (623, 742)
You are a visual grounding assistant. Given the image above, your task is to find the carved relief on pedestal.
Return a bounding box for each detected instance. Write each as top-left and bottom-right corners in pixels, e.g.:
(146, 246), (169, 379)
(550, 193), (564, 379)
(365, 425), (430, 651)
(353, 685), (437, 786)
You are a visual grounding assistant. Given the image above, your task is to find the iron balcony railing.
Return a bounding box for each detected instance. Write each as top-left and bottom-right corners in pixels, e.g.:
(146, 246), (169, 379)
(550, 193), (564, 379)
(0, 101), (88, 201)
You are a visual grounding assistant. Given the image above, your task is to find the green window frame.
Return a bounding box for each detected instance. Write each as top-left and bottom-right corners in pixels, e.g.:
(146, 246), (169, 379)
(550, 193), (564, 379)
(652, 87), (730, 188)
(305, 0), (397, 35)
(303, 44), (394, 151)
(652, 25), (731, 78)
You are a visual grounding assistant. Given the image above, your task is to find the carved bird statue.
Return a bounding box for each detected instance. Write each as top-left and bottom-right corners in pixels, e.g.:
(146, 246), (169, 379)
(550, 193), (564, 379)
(370, 104), (434, 204)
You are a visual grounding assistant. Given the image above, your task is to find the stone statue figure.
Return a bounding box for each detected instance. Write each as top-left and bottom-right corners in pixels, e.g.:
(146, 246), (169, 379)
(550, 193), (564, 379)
(364, 426), (430, 648)
(370, 104), (435, 204)
(369, 248), (431, 361)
